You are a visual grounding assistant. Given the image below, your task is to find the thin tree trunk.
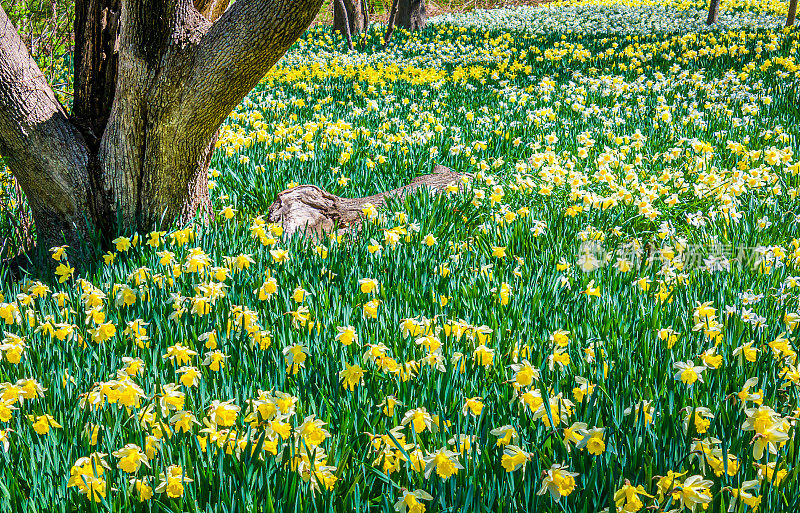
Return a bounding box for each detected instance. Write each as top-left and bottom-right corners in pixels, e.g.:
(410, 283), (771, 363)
(706, 0), (720, 24)
(395, 0), (425, 31)
(788, 0), (797, 26)
(358, 0), (369, 47)
(383, 0), (398, 45)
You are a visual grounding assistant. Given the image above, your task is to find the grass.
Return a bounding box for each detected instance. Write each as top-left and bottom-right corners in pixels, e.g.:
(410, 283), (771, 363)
(1, 0), (800, 511)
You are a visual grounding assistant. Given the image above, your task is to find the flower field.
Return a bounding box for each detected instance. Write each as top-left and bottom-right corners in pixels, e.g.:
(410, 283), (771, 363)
(1, 0), (800, 511)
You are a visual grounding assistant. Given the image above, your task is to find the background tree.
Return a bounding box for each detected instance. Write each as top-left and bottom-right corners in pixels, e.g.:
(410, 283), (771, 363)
(384, 0), (424, 44)
(0, 0), (323, 260)
(396, 0), (424, 30)
(706, 0), (720, 24)
(1, 0), (73, 59)
(788, 0), (797, 26)
(333, 0), (367, 48)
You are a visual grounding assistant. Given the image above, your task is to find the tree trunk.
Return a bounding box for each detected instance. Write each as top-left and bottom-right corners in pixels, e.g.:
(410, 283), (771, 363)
(194, 0), (231, 21)
(0, 0), (323, 261)
(333, 0), (367, 36)
(706, 0), (720, 24)
(72, 0), (121, 143)
(333, 0), (354, 51)
(788, 0), (797, 26)
(268, 165), (464, 237)
(383, 0), (399, 45)
(395, 0), (425, 31)
(0, 7), (91, 254)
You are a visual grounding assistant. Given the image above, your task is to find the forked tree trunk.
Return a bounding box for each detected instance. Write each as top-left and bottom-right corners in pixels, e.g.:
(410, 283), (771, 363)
(395, 0), (425, 31)
(706, 0), (720, 24)
(0, 0), (323, 261)
(333, 0), (367, 37)
(788, 0), (797, 26)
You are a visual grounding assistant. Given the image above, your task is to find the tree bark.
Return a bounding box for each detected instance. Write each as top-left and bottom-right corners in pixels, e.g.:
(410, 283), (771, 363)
(267, 165), (465, 238)
(395, 0), (425, 31)
(383, 0), (399, 45)
(334, 0), (354, 51)
(0, 7), (91, 253)
(788, 0), (797, 26)
(333, 0), (367, 37)
(358, 0), (370, 47)
(706, 0), (720, 24)
(0, 0), (323, 259)
(72, 0), (121, 143)
(194, 0), (230, 21)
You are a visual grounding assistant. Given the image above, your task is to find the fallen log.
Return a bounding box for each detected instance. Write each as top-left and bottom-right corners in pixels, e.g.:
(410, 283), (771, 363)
(267, 164), (466, 237)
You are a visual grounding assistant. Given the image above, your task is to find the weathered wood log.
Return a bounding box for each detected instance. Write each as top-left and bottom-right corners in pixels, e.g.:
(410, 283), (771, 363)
(267, 164), (465, 237)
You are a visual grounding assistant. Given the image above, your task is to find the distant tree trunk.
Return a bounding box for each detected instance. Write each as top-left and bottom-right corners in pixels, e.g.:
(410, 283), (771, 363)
(333, 0), (354, 50)
(333, 0), (367, 36)
(706, 0), (720, 24)
(0, 0), (323, 261)
(383, 0), (399, 44)
(357, 0), (370, 47)
(396, 0), (425, 31)
(788, 0), (797, 26)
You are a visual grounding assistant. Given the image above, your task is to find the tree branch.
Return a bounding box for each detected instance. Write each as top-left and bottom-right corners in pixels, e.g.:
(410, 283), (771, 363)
(0, 7), (90, 250)
(179, 0), (324, 138)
